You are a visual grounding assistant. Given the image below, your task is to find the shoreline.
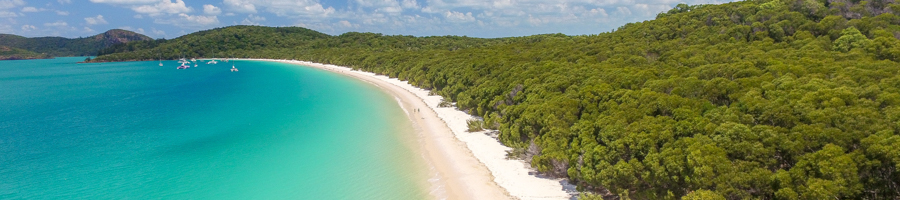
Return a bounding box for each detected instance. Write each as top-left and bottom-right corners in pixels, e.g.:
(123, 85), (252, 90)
(249, 59), (571, 200)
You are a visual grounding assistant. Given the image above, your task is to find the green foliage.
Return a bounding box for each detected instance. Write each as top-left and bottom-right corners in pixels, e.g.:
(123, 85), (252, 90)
(467, 119), (485, 132)
(760, 0), (787, 11)
(93, 0), (900, 199)
(683, 189), (726, 200)
(833, 27), (873, 52)
(438, 98), (454, 107)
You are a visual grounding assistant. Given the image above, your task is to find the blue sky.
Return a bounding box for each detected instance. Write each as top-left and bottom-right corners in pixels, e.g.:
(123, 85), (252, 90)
(0, 0), (734, 39)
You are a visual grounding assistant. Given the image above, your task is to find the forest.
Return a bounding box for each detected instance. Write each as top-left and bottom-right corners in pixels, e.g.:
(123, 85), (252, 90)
(93, 0), (900, 199)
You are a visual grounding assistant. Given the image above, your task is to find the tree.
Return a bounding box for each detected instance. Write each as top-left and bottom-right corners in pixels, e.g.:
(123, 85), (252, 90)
(833, 27), (873, 52)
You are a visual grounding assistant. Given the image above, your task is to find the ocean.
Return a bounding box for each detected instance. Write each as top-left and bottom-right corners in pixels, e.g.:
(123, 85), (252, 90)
(0, 57), (428, 199)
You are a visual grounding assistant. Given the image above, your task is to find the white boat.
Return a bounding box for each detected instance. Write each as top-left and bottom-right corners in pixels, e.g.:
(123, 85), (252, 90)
(231, 60), (238, 72)
(207, 60), (217, 64)
(191, 58), (197, 62)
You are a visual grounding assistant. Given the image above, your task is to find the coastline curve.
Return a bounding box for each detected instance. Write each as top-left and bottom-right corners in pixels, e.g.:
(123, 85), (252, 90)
(251, 59), (571, 200)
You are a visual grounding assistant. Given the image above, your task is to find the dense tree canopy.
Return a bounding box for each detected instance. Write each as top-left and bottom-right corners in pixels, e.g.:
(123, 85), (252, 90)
(94, 0), (900, 199)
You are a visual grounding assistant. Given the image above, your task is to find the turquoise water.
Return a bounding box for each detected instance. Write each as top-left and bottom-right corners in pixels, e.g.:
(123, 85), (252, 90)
(0, 57), (428, 199)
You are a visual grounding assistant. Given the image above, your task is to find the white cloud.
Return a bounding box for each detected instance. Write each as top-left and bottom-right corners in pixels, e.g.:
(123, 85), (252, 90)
(224, 0), (256, 13)
(247, 14), (264, 21)
(338, 20), (352, 27)
(240, 14), (264, 25)
(401, 0), (418, 9)
(57, 0), (71, 4)
(527, 15), (542, 25)
(152, 28), (165, 36)
(0, 0), (24, 10)
(155, 13), (219, 28)
(616, 6), (631, 15)
(203, 4), (221, 15)
(88, 0), (158, 4)
(355, 0), (404, 14)
(85, 15), (108, 25)
(223, 0), (334, 17)
(444, 10), (474, 23)
(83, 26), (94, 32)
(21, 6), (40, 12)
(378, 6), (402, 14)
(131, 0), (191, 16)
(20, 24), (34, 31)
(419, 6), (437, 13)
(55, 10), (68, 15)
(179, 13), (218, 24)
(0, 10), (17, 17)
(119, 26), (147, 34)
(356, 0), (396, 7)
(589, 8), (607, 17)
(337, 20), (360, 28)
(240, 18), (259, 25)
(631, 3), (670, 16)
(0, 22), (10, 33)
(44, 21), (68, 27)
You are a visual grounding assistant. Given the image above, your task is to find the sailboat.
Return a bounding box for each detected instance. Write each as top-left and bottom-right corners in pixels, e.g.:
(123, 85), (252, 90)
(176, 54), (189, 69)
(158, 53), (163, 67)
(177, 62), (189, 69)
(178, 53), (188, 64)
(207, 52), (218, 64)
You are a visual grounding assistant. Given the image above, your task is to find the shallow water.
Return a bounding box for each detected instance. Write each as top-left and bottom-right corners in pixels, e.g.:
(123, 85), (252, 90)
(0, 57), (427, 199)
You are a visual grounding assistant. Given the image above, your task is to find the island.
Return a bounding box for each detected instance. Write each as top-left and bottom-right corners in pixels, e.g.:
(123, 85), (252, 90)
(0, 29), (152, 59)
(0, 46), (51, 60)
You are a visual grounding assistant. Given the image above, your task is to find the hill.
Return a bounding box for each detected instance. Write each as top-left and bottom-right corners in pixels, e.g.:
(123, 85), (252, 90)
(0, 45), (51, 60)
(94, 25), (503, 60)
(93, 0), (900, 199)
(0, 29), (152, 56)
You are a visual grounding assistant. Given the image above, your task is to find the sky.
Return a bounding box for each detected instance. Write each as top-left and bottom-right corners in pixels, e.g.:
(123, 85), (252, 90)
(0, 0), (735, 39)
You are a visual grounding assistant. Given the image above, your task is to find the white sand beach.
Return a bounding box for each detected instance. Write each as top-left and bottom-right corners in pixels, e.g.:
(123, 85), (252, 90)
(250, 59), (572, 200)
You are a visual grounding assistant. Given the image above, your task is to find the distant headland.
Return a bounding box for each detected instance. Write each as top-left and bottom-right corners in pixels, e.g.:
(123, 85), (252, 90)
(0, 29), (152, 60)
